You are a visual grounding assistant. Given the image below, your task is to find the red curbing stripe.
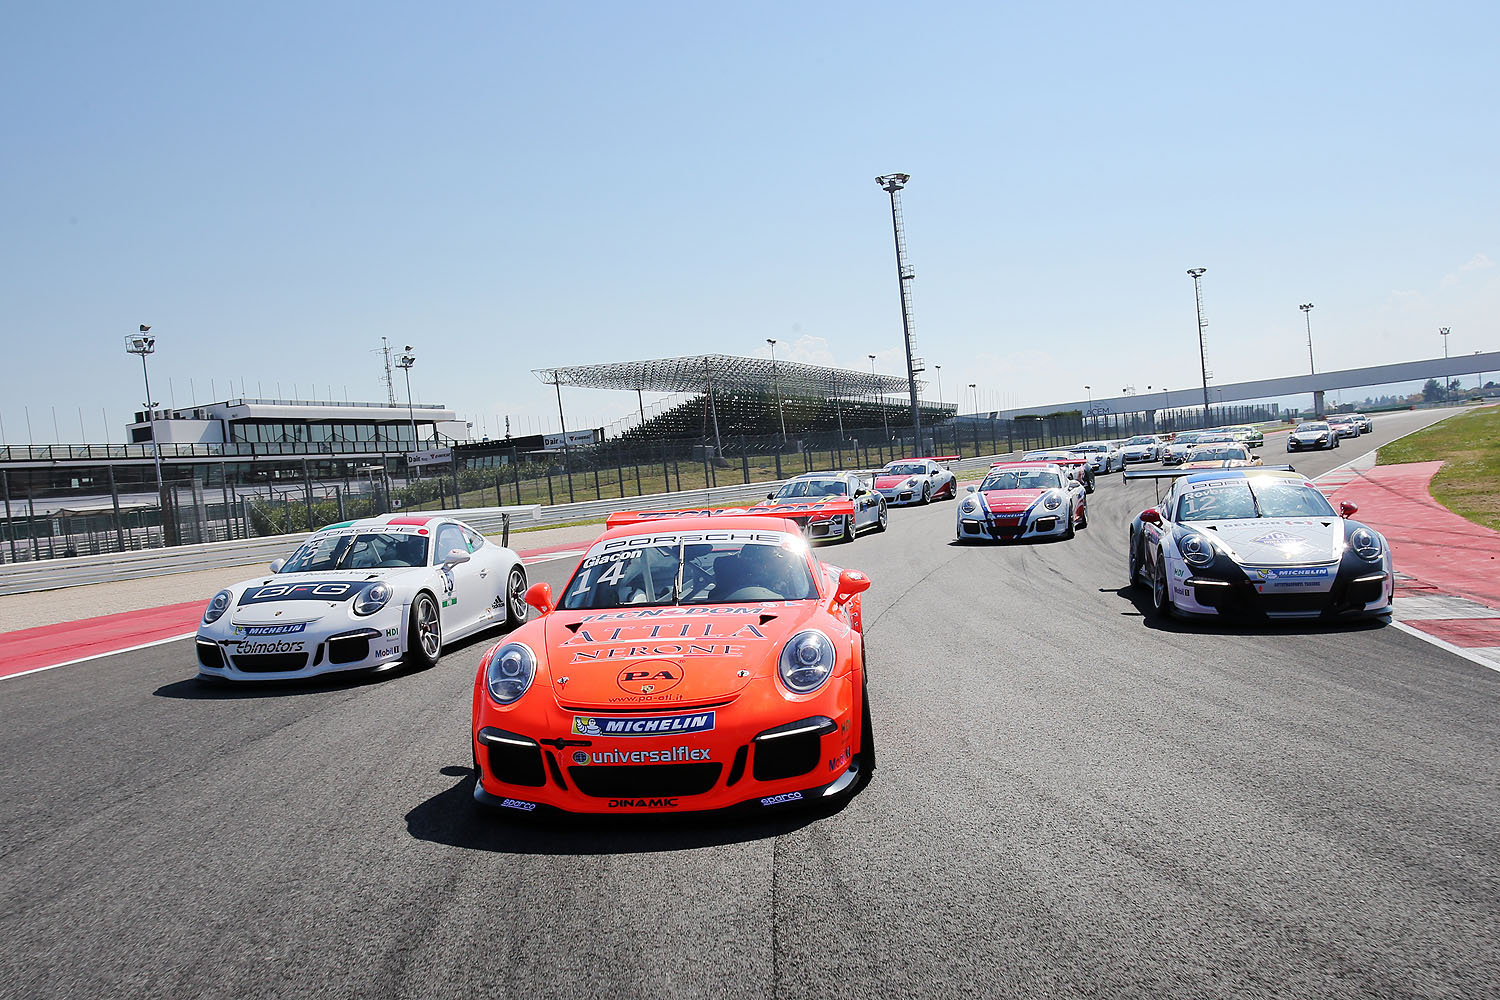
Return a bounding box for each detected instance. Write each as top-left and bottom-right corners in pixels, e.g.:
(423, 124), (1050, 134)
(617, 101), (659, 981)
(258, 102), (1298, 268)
(0, 600), (207, 679)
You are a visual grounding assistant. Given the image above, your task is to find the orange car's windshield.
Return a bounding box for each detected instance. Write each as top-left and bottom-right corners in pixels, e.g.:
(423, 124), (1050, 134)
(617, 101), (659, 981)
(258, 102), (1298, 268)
(561, 536), (819, 609)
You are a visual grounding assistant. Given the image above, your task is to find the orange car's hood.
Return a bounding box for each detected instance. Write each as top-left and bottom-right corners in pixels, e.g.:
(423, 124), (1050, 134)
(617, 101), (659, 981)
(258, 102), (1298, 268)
(539, 600), (819, 709)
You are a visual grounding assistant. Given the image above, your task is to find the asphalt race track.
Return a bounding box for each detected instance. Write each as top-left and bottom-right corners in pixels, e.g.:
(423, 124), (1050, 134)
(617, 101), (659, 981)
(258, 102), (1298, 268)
(4, 409), (1497, 1000)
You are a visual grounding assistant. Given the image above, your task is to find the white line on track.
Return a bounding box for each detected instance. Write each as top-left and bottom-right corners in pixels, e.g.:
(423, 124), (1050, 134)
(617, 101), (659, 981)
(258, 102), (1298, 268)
(2, 631), (197, 683)
(1390, 622), (1500, 675)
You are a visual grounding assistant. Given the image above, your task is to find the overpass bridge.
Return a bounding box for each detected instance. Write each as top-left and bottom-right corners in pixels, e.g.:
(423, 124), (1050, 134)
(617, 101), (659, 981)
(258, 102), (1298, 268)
(985, 352), (1500, 422)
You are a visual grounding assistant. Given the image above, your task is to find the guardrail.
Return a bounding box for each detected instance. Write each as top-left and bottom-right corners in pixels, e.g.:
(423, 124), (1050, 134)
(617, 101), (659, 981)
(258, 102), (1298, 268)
(0, 451), (1022, 596)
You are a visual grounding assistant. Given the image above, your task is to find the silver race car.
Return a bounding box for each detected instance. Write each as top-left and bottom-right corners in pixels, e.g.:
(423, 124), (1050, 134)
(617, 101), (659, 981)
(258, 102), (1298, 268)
(759, 471), (888, 541)
(195, 514), (528, 682)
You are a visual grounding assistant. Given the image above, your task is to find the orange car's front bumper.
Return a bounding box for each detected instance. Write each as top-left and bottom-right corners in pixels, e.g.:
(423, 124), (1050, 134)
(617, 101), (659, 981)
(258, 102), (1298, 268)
(472, 676), (864, 816)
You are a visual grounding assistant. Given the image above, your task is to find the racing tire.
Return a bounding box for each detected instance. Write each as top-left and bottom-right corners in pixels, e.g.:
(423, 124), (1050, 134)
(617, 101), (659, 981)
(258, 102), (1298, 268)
(841, 515), (855, 543)
(1129, 534), (1145, 590)
(920, 483), (931, 505)
(1077, 503), (1088, 530)
(1150, 551), (1174, 619)
(1062, 505), (1076, 540)
(875, 501), (888, 532)
(405, 592), (443, 669)
(503, 564), (528, 630)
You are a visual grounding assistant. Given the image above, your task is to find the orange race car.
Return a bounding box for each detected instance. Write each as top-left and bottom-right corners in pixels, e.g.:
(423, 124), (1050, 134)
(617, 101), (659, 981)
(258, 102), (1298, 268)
(470, 507), (874, 816)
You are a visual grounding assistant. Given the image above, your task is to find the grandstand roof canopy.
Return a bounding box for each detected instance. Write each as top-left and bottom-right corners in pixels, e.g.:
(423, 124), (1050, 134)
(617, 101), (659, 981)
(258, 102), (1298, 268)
(534, 354), (919, 399)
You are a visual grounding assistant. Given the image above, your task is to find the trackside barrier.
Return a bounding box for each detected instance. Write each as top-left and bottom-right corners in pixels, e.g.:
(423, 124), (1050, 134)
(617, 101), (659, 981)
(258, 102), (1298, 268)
(0, 452), (1019, 596)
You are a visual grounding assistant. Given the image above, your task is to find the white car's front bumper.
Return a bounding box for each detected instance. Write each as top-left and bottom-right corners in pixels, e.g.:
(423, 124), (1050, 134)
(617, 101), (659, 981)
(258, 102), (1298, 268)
(195, 606), (410, 681)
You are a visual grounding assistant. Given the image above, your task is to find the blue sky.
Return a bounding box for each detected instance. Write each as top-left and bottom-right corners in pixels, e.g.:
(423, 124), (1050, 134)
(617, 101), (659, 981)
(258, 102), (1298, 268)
(2, 1), (1495, 443)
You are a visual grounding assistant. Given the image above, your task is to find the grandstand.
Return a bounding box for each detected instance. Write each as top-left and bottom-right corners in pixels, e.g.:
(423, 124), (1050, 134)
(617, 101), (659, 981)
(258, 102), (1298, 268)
(535, 354), (951, 442)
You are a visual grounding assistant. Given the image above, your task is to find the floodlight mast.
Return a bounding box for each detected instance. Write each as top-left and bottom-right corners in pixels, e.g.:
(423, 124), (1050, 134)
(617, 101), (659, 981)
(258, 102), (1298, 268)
(125, 327), (169, 546)
(1187, 268), (1210, 427)
(877, 173), (922, 447)
(396, 348), (420, 478)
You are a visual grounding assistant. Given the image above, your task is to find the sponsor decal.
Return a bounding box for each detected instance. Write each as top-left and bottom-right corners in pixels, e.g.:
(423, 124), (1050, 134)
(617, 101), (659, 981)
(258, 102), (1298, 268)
(231, 639), (305, 654)
(237, 581), (373, 606)
(571, 643), (749, 664)
(499, 798), (537, 812)
(373, 646), (400, 658)
(593, 531), (784, 552)
(572, 712), (715, 737)
(575, 746), (711, 765)
(616, 665), (683, 695)
(827, 747), (852, 772)
(760, 792), (804, 807)
(384, 628), (399, 637)
(441, 597), (458, 608)
(575, 607), (768, 622)
(1264, 566), (1331, 579)
(1251, 531), (1304, 546)
(231, 623), (307, 636)
(608, 798), (679, 808)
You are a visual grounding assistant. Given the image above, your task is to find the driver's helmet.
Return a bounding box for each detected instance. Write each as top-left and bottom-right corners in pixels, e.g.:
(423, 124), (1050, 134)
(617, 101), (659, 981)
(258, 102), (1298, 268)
(394, 535), (426, 566)
(738, 543), (794, 589)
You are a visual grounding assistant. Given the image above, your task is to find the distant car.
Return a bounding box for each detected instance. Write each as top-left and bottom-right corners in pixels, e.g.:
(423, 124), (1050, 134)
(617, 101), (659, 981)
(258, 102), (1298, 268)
(1351, 413), (1373, 433)
(957, 462), (1088, 542)
(758, 472), (887, 541)
(1071, 440), (1123, 474)
(1180, 443), (1263, 470)
(1021, 450), (1096, 493)
(196, 514), (527, 682)
(872, 457), (958, 505)
(1327, 415), (1361, 438)
(1161, 431), (1208, 466)
(1126, 469), (1393, 622)
(1226, 425), (1264, 448)
(1119, 434), (1166, 464)
(1287, 422), (1340, 451)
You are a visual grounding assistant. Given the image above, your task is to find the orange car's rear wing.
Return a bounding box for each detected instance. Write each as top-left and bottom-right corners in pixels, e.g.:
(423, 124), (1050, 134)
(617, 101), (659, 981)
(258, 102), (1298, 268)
(605, 496), (855, 529)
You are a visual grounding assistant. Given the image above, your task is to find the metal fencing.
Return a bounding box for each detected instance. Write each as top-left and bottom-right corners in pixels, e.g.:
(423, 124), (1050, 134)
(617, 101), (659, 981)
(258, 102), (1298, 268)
(0, 405), (1289, 565)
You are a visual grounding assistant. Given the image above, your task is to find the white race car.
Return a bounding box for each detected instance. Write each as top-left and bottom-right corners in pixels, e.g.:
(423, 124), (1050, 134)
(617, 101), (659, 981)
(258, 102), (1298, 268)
(872, 456), (959, 505)
(957, 461), (1088, 542)
(759, 471), (888, 540)
(1126, 468), (1393, 621)
(1071, 441), (1123, 474)
(1119, 434), (1166, 464)
(195, 514), (528, 682)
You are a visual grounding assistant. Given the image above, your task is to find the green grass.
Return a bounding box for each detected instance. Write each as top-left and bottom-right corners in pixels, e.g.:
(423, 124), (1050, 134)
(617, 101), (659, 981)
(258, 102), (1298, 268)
(1377, 405), (1500, 532)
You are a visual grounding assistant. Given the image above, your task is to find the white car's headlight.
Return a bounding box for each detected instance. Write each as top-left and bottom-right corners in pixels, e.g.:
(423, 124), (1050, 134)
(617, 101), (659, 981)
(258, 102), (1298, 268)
(1178, 531), (1216, 568)
(203, 589), (232, 625)
(904, 477), (918, 487)
(353, 582), (392, 616)
(486, 642), (537, 704)
(1042, 491), (1063, 510)
(961, 498), (977, 513)
(1349, 527), (1384, 561)
(779, 630), (835, 693)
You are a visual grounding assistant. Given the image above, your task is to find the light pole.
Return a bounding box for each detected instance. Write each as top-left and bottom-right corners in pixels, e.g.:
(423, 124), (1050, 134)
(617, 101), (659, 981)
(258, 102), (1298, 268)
(125, 326), (170, 545)
(876, 173), (922, 445)
(1299, 303), (1316, 374)
(1440, 327), (1452, 397)
(869, 354), (889, 440)
(396, 347), (419, 478)
(767, 338), (787, 445)
(934, 364), (943, 413)
(1188, 268), (1211, 428)
(1084, 384), (1092, 435)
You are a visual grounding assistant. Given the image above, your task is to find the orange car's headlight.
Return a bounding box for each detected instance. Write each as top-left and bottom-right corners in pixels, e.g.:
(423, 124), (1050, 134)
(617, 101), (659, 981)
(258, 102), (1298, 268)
(486, 642), (536, 704)
(779, 630), (835, 694)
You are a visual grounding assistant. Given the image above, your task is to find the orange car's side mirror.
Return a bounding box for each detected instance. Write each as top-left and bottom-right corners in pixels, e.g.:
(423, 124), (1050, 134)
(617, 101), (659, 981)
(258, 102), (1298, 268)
(1339, 501), (1358, 519)
(1140, 509), (1162, 525)
(832, 569), (871, 607)
(524, 582), (555, 616)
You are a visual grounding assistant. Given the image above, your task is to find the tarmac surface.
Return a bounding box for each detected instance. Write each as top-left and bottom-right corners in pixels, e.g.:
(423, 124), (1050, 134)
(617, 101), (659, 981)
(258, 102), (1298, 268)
(3, 407), (1498, 1000)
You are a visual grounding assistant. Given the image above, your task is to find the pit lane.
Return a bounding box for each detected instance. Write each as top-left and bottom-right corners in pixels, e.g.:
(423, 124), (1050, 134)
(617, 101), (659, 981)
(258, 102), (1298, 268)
(3, 407), (1497, 999)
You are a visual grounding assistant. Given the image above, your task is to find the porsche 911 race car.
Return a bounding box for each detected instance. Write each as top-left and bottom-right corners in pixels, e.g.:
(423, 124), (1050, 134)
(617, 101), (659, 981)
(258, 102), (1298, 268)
(470, 507), (873, 816)
(872, 456), (958, 505)
(196, 514), (527, 681)
(1119, 435), (1166, 464)
(1287, 422), (1340, 451)
(1071, 441), (1123, 473)
(1225, 425), (1265, 448)
(1021, 450), (1096, 493)
(1327, 415), (1361, 438)
(758, 472), (887, 541)
(956, 461), (1087, 542)
(1179, 443), (1263, 470)
(1161, 431), (1208, 466)
(1126, 468), (1393, 621)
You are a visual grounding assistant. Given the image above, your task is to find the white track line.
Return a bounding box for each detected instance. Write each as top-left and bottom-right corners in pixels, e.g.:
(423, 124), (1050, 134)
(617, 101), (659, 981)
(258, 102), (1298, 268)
(2, 631), (196, 683)
(1391, 622), (1500, 675)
